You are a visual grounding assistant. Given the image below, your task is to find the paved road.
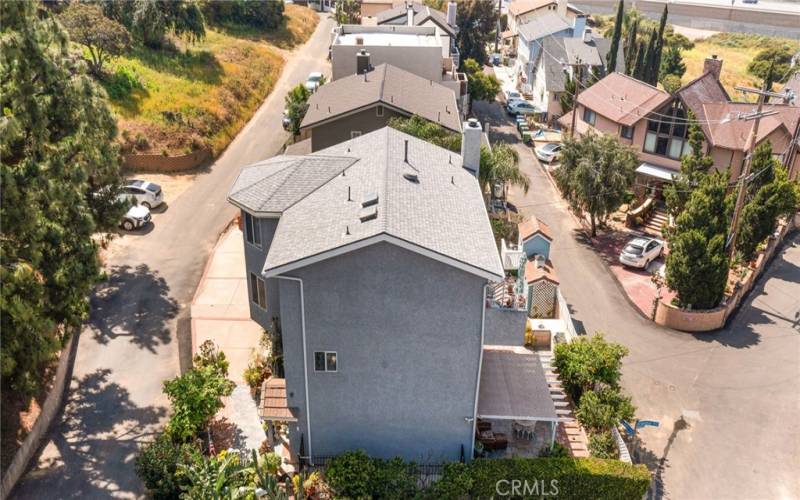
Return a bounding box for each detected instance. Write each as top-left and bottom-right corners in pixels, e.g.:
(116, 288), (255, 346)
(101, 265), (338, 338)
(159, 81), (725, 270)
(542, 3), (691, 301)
(13, 13), (335, 499)
(475, 101), (800, 500)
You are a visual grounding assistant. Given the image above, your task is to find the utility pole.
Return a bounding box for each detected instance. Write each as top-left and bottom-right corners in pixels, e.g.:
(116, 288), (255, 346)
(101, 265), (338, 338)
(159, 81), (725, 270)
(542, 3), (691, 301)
(726, 84), (789, 258)
(495, 0), (502, 53)
(563, 58), (590, 139)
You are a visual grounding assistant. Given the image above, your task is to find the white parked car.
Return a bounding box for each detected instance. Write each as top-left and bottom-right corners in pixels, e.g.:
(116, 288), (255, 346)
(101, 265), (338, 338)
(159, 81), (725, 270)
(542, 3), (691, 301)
(120, 204), (151, 231)
(121, 180), (164, 209)
(305, 72), (324, 93)
(535, 143), (562, 163)
(504, 90), (522, 102)
(506, 99), (538, 115)
(619, 237), (664, 268)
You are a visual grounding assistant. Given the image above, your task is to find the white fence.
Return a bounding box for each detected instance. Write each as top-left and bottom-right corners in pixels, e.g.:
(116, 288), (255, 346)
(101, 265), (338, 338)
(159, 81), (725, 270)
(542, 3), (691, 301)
(556, 288), (579, 343)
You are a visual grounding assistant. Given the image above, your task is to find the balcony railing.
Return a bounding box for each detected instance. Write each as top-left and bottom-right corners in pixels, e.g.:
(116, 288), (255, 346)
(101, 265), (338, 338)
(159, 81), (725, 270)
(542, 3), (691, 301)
(487, 279), (527, 311)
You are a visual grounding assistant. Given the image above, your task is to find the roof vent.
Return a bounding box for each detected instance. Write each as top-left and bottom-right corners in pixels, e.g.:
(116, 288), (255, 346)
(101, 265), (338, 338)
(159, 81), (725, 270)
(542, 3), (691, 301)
(362, 192), (379, 207)
(359, 206), (378, 222)
(403, 172), (419, 183)
(356, 36), (364, 45)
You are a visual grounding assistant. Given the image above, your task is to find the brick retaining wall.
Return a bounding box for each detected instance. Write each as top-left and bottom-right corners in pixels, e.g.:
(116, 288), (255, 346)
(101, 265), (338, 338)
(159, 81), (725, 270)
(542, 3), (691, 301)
(122, 148), (211, 172)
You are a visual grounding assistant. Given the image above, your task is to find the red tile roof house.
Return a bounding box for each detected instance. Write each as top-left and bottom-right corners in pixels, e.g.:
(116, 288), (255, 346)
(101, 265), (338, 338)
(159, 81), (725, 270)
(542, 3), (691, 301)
(559, 56), (800, 201)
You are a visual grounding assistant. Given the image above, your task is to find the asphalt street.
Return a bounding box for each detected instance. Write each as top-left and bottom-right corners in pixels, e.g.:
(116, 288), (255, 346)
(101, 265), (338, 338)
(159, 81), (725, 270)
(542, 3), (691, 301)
(12, 13), (336, 499)
(475, 100), (800, 500)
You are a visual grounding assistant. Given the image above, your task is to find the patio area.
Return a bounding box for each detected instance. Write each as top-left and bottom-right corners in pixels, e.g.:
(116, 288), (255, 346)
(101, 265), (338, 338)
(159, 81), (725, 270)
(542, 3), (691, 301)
(477, 418), (552, 458)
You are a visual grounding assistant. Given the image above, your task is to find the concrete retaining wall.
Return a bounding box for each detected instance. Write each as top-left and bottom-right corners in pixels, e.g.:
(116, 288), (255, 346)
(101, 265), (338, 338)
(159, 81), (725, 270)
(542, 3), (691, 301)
(122, 148), (211, 172)
(654, 214), (798, 332)
(1, 333), (77, 499)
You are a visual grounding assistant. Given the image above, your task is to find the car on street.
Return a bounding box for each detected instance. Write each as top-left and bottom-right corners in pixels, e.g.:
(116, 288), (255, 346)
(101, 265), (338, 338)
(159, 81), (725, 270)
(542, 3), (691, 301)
(282, 108), (291, 130)
(534, 143), (562, 163)
(490, 53), (501, 65)
(305, 72), (324, 93)
(504, 90), (522, 103)
(619, 236), (664, 268)
(121, 180), (164, 209)
(120, 204), (151, 231)
(506, 99), (538, 115)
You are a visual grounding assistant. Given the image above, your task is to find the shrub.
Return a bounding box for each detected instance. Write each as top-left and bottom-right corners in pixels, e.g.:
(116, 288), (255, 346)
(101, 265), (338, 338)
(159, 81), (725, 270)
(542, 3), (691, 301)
(553, 334), (628, 402)
(576, 388), (636, 433)
(162, 364), (235, 441)
(369, 457), (418, 499)
(325, 450), (374, 498)
(135, 433), (198, 500)
(431, 462), (473, 500)
(539, 442), (570, 458)
(194, 339), (229, 377)
(103, 65), (143, 100)
(464, 457), (651, 500)
(589, 431), (619, 459)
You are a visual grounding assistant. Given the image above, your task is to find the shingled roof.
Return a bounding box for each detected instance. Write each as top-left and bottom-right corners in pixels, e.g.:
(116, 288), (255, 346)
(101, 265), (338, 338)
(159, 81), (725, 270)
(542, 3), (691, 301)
(376, 2), (455, 36)
(228, 128), (503, 280)
(701, 102), (800, 151)
(576, 72), (672, 126)
(675, 71), (730, 140)
(300, 64), (462, 133)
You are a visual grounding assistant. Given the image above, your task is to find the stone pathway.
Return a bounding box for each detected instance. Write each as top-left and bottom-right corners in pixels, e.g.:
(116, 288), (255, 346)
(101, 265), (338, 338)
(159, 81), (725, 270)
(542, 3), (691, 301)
(215, 386), (265, 453)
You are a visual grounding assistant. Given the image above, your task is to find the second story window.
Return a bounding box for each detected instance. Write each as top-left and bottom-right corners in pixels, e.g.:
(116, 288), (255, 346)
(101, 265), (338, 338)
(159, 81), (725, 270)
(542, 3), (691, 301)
(314, 351), (337, 372)
(244, 212), (261, 247)
(620, 125), (634, 139)
(250, 273), (267, 309)
(643, 102), (690, 160)
(582, 107), (596, 126)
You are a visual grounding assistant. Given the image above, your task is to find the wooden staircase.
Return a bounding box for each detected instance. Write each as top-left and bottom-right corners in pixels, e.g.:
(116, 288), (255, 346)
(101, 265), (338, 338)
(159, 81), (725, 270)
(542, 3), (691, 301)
(643, 203), (669, 237)
(538, 353), (590, 458)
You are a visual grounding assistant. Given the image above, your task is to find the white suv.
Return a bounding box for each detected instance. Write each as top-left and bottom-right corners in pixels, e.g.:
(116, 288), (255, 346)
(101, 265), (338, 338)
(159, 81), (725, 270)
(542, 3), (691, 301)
(121, 180), (164, 209)
(619, 237), (664, 268)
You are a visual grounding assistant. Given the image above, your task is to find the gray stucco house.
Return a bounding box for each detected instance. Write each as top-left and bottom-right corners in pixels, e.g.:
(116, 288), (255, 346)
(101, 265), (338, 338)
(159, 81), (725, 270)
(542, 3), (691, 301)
(227, 127), (557, 464)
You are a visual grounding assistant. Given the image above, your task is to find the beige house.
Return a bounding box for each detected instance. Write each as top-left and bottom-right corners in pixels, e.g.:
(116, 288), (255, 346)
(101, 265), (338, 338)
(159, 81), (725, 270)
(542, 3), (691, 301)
(560, 57), (800, 200)
(360, 0), (404, 18)
(297, 61), (462, 152)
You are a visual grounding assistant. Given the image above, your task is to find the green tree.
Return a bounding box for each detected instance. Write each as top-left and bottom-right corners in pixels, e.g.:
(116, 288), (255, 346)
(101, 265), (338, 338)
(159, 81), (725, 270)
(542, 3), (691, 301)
(201, 0), (285, 29)
(59, 3), (130, 76)
(554, 132), (637, 236)
(738, 165), (798, 262)
(1, 1), (125, 395)
(162, 364), (234, 441)
(747, 46), (796, 85)
(463, 58), (501, 102)
(456, 0), (498, 65)
(663, 115), (713, 216)
(284, 83), (311, 136)
(559, 72), (577, 114)
(101, 0), (206, 49)
(553, 334), (629, 402)
(479, 142), (529, 202)
(660, 74), (681, 94)
(650, 5), (669, 84)
(623, 17), (639, 74)
(576, 388), (636, 433)
(334, 0), (361, 25)
(388, 115), (461, 152)
(659, 45), (685, 81)
(606, 0), (624, 73)
(666, 172), (731, 309)
(326, 450), (375, 498)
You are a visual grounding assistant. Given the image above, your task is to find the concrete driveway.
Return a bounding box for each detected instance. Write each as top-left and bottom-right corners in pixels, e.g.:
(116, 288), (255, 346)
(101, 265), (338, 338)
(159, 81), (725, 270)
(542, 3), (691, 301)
(474, 99), (800, 499)
(12, 12), (336, 499)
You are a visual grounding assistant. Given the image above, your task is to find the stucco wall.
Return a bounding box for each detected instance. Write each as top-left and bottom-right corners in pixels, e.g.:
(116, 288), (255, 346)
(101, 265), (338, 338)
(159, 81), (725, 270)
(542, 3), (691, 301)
(522, 235), (550, 260)
(332, 44), (442, 81)
(308, 106), (404, 151)
(484, 307), (527, 346)
(242, 212), (281, 329)
(278, 242), (485, 462)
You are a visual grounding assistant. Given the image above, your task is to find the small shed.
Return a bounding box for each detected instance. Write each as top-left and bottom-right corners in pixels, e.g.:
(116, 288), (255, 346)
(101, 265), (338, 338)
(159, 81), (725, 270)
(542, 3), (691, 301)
(518, 216), (553, 260)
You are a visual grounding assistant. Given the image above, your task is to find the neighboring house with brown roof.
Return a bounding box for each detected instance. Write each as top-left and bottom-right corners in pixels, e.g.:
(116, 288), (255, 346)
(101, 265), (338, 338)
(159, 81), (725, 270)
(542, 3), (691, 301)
(560, 56), (800, 197)
(507, 0), (583, 36)
(299, 62), (462, 152)
(359, 0), (404, 18)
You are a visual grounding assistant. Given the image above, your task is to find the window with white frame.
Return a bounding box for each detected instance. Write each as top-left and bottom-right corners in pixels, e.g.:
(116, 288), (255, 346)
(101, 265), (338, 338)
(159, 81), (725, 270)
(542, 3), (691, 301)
(250, 273), (266, 309)
(582, 107), (596, 126)
(244, 212), (261, 247)
(314, 351), (337, 372)
(376, 105), (384, 117)
(643, 101), (690, 160)
(351, 131), (362, 139)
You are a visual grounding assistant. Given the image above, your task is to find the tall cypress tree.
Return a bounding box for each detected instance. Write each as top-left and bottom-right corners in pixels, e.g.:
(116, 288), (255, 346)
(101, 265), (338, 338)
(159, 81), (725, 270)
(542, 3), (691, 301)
(651, 5), (669, 84)
(641, 28), (658, 84)
(606, 0), (624, 73)
(624, 18), (639, 75)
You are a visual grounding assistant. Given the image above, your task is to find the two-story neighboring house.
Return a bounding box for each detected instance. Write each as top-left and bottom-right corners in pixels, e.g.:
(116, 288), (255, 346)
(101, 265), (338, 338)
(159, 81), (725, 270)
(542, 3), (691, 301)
(330, 25), (467, 106)
(228, 126), (559, 463)
(373, 1), (459, 66)
(559, 57), (800, 201)
(296, 60), (461, 153)
(506, 0), (583, 39)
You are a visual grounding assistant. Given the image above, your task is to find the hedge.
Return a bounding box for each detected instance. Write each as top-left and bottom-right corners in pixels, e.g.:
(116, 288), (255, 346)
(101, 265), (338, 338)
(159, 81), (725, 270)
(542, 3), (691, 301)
(464, 457), (651, 500)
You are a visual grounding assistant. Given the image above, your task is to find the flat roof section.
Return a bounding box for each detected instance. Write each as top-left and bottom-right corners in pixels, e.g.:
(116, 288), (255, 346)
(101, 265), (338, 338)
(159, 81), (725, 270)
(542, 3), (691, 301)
(335, 32), (441, 47)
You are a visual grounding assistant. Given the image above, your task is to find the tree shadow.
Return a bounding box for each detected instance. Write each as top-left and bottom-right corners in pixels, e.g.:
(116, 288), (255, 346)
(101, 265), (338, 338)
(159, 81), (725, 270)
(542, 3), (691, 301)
(12, 368), (167, 499)
(129, 45), (224, 84)
(632, 416), (690, 500)
(88, 264), (178, 353)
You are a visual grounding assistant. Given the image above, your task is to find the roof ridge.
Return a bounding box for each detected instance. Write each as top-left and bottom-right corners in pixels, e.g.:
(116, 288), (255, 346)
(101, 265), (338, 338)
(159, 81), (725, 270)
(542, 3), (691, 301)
(378, 64), (389, 102)
(228, 160), (298, 199)
(280, 156), (360, 212)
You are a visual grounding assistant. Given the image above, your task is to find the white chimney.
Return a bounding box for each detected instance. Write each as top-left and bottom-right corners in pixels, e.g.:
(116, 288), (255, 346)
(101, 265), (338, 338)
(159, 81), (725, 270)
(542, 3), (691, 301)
(557, 0), (568, 19)
(407, 4), (414, 26)
(461, 118), (482, 178)
(446, 1), (457, 27)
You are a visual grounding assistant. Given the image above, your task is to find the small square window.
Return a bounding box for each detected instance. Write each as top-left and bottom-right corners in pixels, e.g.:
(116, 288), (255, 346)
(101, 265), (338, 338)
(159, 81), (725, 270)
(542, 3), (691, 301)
(620, 125), (633, 139)
(582, 107), (596, 126)
(244, 213), (261, 247)
(376, 105), (384, 117)
(314, 351), (337, 372)
(351, 131), (362, 139)
(250, 273), (266, 309)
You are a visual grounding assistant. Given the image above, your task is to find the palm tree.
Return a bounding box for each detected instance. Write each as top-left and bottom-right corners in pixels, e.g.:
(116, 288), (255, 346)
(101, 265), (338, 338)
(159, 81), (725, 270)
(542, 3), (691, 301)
(479, 142), (529, 205)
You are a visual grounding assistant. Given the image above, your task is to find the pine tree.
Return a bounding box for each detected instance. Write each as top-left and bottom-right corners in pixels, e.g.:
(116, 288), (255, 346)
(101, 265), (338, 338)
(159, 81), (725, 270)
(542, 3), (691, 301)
(1, 1), (125, 394)
(606, 0), (624, 73)
(624, 18), (639, 75)
(763, 59), (776, 92)
(659, 45), (686, 81)
(642, 28), (659, 84)
(651, 5), (669, 84)
(632, 39), (647, 80)
(663, 113), (713, 216)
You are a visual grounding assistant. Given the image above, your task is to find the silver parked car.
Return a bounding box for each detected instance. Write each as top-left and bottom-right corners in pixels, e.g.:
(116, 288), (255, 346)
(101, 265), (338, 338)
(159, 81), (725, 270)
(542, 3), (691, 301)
(121, 180), (164, 209)
(619, 237), (664, 268)
(534, 143), (562, 163)
(506, 99), (538, 115)
(120, 204), (151, 231)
